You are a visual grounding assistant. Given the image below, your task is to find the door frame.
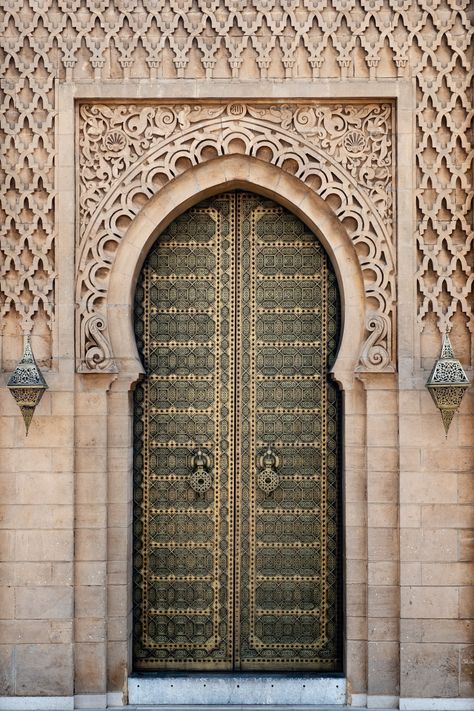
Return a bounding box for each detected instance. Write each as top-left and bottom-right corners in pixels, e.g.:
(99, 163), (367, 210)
(103, 155), (378, 692)
(130, 188), (345, 673)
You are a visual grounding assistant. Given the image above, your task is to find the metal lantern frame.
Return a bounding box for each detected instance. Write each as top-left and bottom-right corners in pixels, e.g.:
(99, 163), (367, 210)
(426, 332), (470, 435)
(7, 337), (48, 435)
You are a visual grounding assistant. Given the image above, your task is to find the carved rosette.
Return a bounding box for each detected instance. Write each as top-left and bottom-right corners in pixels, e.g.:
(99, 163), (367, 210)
(77, 102), (396, 373)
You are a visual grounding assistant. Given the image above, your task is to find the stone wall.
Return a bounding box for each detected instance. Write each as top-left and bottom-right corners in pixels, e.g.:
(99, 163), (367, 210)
(0, 1), (472, 708)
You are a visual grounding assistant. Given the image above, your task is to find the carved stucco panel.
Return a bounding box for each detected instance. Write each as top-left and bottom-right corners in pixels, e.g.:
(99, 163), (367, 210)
(77, 101), (395, 373)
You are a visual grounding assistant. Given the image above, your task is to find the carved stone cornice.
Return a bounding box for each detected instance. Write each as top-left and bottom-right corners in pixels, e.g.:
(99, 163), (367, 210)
(77, 101), (396, 373)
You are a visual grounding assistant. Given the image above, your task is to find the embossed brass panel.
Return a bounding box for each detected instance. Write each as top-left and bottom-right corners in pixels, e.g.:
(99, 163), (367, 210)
(133, 192), (341, 671)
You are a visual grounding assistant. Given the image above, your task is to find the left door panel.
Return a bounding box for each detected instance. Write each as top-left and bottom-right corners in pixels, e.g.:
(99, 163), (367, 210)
(133, 195), (235, 670)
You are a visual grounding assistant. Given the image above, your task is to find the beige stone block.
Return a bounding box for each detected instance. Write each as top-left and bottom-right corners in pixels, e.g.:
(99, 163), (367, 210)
(400, 414), (453, 447)
(345, 526), (366, 560)
(367, 470), (397, 503)
(15, 586), (73, 619)
(75, 562), (106, 586)
(459, 530), (474, 561)
(368, 585), (399, 618)
(75, 586), (106, 618)
(0, 531), (15, 561)
(75, 392), (106, 415)
(2, 448), (52, 473)
(346, 558), (367, 585)
(76, 529), (107, 561)
(21, 416), (73, 448)
(346, 583), (367, 618)
(76, 415), (107, 448)
(76, 447), (107, 474)
(0, 475), (17, 505)
(459, 587), (474, 619)
(400, 504), (421, 528)
(346, 501), (367, 527)
(15, 530), (73, 561)
(344, 415), (366, 447)
(0, 586), (14, 619)
(367, 446), (398, 472)
(52, 447), (74, 472)
(459, 415), (474, 447)
(401, 619), (473, 644)
(107, 640), (128, 692)
(459, 473), (474, 504)
(368, 504), (398, 528)
(368, 528), (398, 562)
(421, 504), (474, 529)
(368, 618), (399, 641)
(400, 562), (422, 586)
(108, 585), (129, 618)
(0, 645), (14, 694)
(368, 640), (399, 695)
(0, 619), (71, 644)
(367, 415), (398, 447)
(367, 390), (398, 414)
(107, 560), (128, 586)
(75, 618), (107, 643)
(399, 390), (421, 414)
(0, 417), (16, 447)
(16, 472), (73, 505)
(460, 644), (474, 697)
(108, 416), (133, 448)
(76, 471), (107, 504)
(401, 586), (458, 619)
(108, 468), (132, 505)
(51, 391), (74, 416)
(423, 448), (474, 473)
(400, 470), (457, 504)
(400, 528), (457, 562)
(16, 643), (73, 695)
(107, 616), (129, 642)
(52, 562), (73, 586)
(400, 452), (423, 479)
(422, 562), (474, 586)
(108, 503), (131, 528)
(0, 504), (73, 529)
(344, 464), (367, 503)
(346, 639), (367, 695)
(76, 503), (107, 528)
(368, 561), (398, 586)
(108, 526), (131, 562)
(400, 643), (459, 697)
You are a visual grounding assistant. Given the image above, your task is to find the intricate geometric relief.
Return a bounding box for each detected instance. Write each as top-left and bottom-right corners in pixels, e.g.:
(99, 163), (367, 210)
(1, 2), (472, 368)
(77, 101), (396, 372)
(133, 192), (341, 670)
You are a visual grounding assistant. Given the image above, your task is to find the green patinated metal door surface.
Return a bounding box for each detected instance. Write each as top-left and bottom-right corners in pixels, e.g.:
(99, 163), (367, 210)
(133, 192), (341, 672)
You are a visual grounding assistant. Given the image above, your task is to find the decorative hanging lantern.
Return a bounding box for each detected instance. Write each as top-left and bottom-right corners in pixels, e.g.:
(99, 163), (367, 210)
(7, 337), (48, 435)
(426, 332), (470, 436)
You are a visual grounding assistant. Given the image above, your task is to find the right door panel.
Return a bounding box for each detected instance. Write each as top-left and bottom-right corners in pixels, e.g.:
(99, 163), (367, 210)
(235, 193), (341, 670)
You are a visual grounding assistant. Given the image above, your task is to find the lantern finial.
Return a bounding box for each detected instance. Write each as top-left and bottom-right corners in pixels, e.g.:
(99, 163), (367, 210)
(7, 337), (48, 435)
(426, 332), (470, 436)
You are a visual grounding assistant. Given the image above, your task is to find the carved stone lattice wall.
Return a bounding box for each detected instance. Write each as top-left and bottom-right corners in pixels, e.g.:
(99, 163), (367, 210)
(0, 1), (473, 367)
(77, 101), (395, 373)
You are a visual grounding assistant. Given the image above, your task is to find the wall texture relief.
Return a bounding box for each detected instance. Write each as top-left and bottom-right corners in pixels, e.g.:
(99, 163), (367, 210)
(0, 1), (472, 368)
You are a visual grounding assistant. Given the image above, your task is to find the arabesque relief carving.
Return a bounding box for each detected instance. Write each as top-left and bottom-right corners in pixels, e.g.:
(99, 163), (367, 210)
(0, 1), (472, 367)
(77, 101), (395, 373)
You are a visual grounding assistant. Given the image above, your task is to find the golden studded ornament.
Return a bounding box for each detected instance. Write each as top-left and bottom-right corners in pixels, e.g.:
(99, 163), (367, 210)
(132, 192), (342, 672)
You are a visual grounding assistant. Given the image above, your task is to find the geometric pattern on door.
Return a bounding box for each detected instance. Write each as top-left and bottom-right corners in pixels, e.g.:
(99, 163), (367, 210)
(133, 192), (341, 671)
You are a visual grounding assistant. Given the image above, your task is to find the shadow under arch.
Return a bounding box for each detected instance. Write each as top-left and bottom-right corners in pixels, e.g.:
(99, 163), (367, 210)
(107, 154), (366, 389)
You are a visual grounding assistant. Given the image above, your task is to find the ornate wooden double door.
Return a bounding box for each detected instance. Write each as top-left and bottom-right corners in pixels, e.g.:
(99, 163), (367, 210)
(133, 192), (341, 671)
